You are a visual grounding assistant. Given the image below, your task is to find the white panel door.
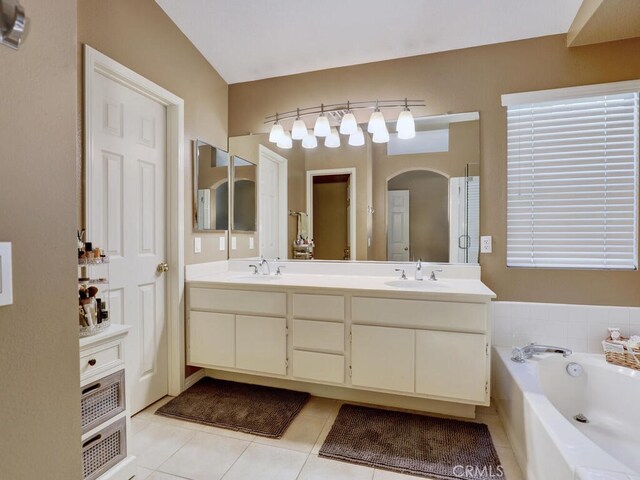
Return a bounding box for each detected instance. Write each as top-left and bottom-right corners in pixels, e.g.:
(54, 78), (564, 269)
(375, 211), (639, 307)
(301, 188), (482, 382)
(236, 315), (287, 375)
(351, 325), (415, 393)
(416, 330), (487, 402)
(89, 71), (168, 414)
(387, 190), (410, 261)
(258, 147), (287, 259)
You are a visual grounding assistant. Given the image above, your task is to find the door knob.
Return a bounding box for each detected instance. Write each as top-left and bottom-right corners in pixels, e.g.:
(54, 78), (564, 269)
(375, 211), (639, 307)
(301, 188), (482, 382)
(404, 247), (409, 251)
(157, 262), (169, 274)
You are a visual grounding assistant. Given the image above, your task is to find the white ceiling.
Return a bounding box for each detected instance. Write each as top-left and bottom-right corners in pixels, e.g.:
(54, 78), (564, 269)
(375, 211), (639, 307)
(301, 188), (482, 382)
(155, 0), (583, 84)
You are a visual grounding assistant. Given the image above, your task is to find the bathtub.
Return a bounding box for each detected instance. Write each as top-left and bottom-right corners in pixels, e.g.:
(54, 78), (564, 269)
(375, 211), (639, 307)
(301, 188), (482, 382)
(492, 346), (640, 480)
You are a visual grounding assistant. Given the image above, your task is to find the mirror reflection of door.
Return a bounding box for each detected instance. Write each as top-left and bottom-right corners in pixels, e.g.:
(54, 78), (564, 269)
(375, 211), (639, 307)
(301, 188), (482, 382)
(386, 170), (449, 262)
(312, 174), (351, 260)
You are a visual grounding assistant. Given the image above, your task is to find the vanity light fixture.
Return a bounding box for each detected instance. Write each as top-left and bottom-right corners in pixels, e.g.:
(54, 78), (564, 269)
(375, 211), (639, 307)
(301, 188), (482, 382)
(276, 130), (292, 149)
(313, 104), (332, 138)
(0, 0), (27, 50)
(302, 129), (318, 149)
(348, 127), (365, 147)
(291, 108), (307, 140)
(269, 114), (284, 143)
(265, 98), (425, 148)
(325, 128), (341, 148)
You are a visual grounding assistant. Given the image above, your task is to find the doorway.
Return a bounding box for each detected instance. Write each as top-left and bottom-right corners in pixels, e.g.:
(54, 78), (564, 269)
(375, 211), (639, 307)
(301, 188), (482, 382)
(306, 168), (356, 260)
(258, 145), (288, 259)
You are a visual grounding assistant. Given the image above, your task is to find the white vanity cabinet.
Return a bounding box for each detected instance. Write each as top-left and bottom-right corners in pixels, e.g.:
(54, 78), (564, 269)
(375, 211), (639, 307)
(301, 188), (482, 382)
(236, 315), (287, 375)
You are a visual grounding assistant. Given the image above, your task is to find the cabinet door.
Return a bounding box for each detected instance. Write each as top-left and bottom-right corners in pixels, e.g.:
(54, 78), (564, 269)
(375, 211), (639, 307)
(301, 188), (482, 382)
(188, 311), (235, 368)
(351, 325), (415, 393)
(236, 315), (287, 375)
(416, 330), (487, 402)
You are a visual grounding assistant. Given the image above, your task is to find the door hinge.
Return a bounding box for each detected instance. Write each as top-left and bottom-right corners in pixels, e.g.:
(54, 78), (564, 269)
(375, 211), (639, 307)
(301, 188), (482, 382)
(486, 343), (489, 356)
(285, 325), (289, 336)
(485, 381), (489, 394)
(349, 365), (352, 377)
(285, 358), (289, 368)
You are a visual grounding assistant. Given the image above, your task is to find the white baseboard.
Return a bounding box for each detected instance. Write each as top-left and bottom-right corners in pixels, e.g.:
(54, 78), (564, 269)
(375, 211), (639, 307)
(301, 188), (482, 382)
(184, 369), (206, 391)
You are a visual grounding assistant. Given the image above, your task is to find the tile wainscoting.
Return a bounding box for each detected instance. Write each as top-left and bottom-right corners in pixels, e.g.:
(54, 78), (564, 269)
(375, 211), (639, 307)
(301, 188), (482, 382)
(491, 302), (640, 354)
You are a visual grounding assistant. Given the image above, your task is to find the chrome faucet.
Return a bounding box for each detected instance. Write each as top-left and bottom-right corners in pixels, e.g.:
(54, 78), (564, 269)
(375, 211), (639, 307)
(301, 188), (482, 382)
(415, 259), (423, 281)
(429, 269), (443, 281)
(248, 264), (259, 275)
(511, 343), (573, 363)
(395, 268), (407, 280)
(258, 256), (271, 276)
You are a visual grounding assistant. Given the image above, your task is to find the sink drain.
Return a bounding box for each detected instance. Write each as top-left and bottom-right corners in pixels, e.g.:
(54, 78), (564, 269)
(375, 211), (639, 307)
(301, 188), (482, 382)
(574, 413), (589, 423)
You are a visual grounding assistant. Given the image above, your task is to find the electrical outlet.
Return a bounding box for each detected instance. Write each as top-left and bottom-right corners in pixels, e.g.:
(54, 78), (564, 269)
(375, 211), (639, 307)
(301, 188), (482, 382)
(480, 236), (492, 254)
(194, 237), (202, 254)
(231, 236), (237, 250)
(219, 236), (226, 251)
(0, 242), (13, 307)
(249, 237), (255, 250)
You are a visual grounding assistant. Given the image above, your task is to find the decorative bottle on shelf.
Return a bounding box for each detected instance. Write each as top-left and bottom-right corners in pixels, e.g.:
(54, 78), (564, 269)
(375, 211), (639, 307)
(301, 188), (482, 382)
(78, 230), (111, 337)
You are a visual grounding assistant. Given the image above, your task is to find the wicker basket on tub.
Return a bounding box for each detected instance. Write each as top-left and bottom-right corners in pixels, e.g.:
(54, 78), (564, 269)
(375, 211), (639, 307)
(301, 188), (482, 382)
(602, 337), (640, 371)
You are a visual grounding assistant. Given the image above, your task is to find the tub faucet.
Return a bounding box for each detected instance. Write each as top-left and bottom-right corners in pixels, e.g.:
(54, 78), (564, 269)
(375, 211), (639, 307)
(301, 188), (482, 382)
(511, 343), (572, 363)
(258, 256), (271, 276)
(415, 259), (423, 281)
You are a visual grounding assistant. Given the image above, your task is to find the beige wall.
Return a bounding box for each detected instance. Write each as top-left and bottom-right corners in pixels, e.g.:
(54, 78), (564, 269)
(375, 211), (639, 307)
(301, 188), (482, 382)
(371, 120), (479, 261)
(229, 34), (640, 306)
(78, 0), (229, 265)
(0, 1), (82, 478)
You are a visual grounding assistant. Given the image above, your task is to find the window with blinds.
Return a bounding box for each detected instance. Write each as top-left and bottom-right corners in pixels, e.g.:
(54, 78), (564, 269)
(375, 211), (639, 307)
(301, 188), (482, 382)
(503, 84), (639, 270)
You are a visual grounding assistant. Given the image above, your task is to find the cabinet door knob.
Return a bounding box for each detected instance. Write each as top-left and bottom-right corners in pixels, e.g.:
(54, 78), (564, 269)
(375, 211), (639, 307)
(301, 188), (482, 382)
(88, 359), (97, 366)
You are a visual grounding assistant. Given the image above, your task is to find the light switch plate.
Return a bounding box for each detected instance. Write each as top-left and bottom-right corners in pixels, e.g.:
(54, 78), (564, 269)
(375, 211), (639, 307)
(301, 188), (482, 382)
(231, 236), (237, 250)
(249, 237), (254, 250)
(0, 242), (13, 307)
(194, 237), (202, 254)
(219, 236), (226, 251)
(480, 236), (492, 254)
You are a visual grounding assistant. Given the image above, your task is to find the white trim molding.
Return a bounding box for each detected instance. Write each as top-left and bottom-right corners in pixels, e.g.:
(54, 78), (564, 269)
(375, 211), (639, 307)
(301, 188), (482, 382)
(84, 45), (186, 397)
(258, 145), (288, 259)
(501, 79), (640, 106)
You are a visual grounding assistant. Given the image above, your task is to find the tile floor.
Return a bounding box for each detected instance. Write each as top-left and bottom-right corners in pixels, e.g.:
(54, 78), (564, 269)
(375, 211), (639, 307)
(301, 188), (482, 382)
(131, 395), (523, 480)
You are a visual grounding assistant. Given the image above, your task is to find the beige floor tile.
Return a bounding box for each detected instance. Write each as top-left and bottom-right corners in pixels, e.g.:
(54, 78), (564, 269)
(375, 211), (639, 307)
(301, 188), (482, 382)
(474, 412), (511, 448)
(197, 423), (256, 442)
(221, 443), (307, 480)
(151, 414), (204, 432)
(298, 454), (374, 480)
(373, 469), (432, 479)
(254, 414), (326, 453)
(134, 396), (175, 420)
(131, 416), (153, 436)
(135, 466), (154, 480)
(496, 447), (523, 480)
(310, 417), (335, 455)
(148, 472), (190, 480)
(158, 431), (250, 480)
(299, 396), (339, 420)
(131, 422), (196, 470)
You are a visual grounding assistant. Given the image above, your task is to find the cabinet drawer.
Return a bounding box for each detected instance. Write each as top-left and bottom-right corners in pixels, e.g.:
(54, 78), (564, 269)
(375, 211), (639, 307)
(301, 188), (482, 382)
(188, 311), (235, 368)
(293, 294), (344, 321)
(292, 350), (344, 384)
(293, 319), (344, 353)
(80, 341), (123, 380)
(190, 287), (286, 316)
(352, 297), (487, 333)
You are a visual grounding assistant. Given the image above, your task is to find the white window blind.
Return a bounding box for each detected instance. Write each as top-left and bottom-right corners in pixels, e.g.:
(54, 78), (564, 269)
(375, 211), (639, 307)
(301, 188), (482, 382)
(505, 89), (639, 270)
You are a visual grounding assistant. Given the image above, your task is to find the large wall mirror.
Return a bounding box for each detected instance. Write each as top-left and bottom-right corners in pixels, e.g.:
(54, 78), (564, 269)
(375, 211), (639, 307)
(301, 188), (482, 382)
(192, 140), (229, 232)
(228, 112), (480, 264)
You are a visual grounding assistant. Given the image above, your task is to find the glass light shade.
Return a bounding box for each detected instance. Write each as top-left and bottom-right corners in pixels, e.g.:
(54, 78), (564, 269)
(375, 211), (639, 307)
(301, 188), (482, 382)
(324, 128), (341, 148)
(348, 127), (365, 147)
(276, 130), (292, 149)
(372, 125), (390, 143)
(269, 123), (284, 143)
(314, 115), (331, 137)
(367, 110), (386, 134)
(396, 109), (416, 139)
(291, 119), (307, 140)
(339, 112), (358, 135)
(301, 130), (317, 149)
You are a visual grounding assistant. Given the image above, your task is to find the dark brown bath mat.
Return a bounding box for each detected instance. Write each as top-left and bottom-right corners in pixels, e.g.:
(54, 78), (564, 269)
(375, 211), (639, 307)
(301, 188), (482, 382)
(319, 404), (504, 480)
(155, 377), (309, 438)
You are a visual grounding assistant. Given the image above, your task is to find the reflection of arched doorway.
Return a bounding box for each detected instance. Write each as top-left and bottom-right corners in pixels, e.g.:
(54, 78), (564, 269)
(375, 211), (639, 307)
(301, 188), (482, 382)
(386, 169), (449, 262)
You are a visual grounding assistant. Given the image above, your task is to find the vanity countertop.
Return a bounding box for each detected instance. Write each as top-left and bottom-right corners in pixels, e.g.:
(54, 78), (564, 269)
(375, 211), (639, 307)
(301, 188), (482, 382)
(187, 271), (496, 302)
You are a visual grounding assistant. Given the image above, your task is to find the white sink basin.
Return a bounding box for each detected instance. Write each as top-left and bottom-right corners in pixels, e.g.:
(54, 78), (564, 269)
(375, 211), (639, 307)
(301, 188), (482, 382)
(231, 274), (282, 281)
(384, 279), (450, 289)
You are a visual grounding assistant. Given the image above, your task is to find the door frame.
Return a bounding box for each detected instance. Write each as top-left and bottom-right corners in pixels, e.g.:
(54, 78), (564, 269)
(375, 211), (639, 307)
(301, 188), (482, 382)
(306, 168), (356, 260)
(258, 145), (288, 259)
(84, 45), (186, 397)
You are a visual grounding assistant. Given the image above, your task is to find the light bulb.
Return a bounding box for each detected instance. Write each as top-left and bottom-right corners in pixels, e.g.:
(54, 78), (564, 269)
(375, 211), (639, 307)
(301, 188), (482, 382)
(301, 130), (317, 149)
(372, 125), (390, 143)
(325, 128), (341, 148)
(340, 112), (358, 135)
(396, 109), (416, 139)
(277, 130), (292, 149)
(291, 118), (307, 140)
(348, 127), (365, 147)
(314, 115), (331, 137)
(367, 110), (386, 134)
(269, 123), (284, 143)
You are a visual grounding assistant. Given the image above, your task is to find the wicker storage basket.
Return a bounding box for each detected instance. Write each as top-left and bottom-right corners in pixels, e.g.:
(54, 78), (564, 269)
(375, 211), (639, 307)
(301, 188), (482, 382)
(602, 337), (640, 371)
